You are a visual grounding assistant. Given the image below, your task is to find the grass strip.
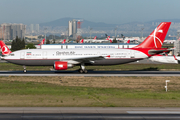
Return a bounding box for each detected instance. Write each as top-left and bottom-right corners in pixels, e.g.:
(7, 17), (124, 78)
(0, 76), (180, 107)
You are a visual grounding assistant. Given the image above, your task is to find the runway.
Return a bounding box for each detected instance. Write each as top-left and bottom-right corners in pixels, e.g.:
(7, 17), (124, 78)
(1, 70), (180, 76)
(1, 107), (180, 120)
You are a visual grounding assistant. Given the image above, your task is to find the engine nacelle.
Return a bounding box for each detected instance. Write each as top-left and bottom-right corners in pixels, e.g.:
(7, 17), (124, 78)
(54, 61), (73, 70)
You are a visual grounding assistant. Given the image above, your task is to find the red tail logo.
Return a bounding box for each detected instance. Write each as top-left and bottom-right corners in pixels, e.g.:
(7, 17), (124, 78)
(94, 36), (97, 40)
(80, 39), (84, 43)
(62, 39), (66, 44)
(127, 40), (130, 44)
(134, 22), (171, 48)
(110, 39), (112, 43)
(0, 40), (12, 55)
(38, 39), (45, 45)
(106, 36), (110, 40)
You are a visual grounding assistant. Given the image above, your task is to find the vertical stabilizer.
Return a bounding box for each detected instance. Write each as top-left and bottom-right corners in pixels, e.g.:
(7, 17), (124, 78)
(0, 40), (12, 55)
(134, 22), (171, 48)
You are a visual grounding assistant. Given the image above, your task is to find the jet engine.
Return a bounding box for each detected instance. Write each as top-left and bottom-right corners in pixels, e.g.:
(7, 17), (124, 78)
(54, 61), (73, 70)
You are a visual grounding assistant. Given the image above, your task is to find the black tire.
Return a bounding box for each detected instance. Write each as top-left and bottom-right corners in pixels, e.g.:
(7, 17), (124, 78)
(83, 69), (88, 73)
(79, 69), (83, 73)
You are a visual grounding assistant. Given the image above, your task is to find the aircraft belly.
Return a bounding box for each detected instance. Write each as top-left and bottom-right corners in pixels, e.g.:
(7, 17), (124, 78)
(6, 59), (58, 66)
(91, 58), (142, 65)
(6, 58), (142, 66)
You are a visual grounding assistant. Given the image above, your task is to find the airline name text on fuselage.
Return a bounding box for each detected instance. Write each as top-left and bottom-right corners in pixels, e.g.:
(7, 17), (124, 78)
(75, 46), (115, 49)
(56, 51), (75, 56)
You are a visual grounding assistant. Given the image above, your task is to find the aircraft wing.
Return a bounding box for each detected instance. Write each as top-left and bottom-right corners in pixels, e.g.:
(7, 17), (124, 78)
(61, 56), (105, 64)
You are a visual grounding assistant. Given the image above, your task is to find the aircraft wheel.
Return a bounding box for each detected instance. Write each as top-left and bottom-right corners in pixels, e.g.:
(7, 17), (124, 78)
(83, 69), (88, 73)
(23, 69), (27, 73)
(79, 69), (84, 73)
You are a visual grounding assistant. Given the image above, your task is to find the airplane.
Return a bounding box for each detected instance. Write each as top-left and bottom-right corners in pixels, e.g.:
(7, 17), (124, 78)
(93, 36), (97, 40)
(83, 36), (97, 43)
(36, 39), (46, 49)
(0, 41), (12, 55)
(38, 39), (45, 45)
(106, 36), (113, 43)
(109, 39), (112, 43)
(83, 36), (112, 43)
(61, 39), (66, 44)
(92, 36), (113, 43)
(0, 22), (171, 73)
(127, 40), (130, 44)
(79, 39), (84, 44)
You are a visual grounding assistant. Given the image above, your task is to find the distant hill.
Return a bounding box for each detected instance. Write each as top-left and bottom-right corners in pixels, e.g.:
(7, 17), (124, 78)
(39, 18), (180, 37)
(39, 17), (118, 28)
(40, 17), (73, 27)
(40, 17), (180, 28)
(147, 19), (180, 23)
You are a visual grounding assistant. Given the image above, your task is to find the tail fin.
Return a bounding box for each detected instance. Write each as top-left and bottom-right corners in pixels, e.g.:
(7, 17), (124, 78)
(174, 55), (177, 60)
(0, 40), (12, 55)
(127, 40), (130, 44)
(109, 39), (112, 43)
(38, 39), (45, 45)
(94, 36), (97, 40)
(106, 36), (110, 40)
(62, 39), (66, 44)
(134, 22), (171, 48)
(80, 39), (84, 43)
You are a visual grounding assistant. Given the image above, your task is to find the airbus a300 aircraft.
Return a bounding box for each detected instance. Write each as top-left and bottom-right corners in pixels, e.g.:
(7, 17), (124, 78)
(0, 22), (171, 73)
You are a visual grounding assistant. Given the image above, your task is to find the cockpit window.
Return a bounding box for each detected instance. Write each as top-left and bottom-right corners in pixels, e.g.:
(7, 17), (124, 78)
(9, 54), (14, 56)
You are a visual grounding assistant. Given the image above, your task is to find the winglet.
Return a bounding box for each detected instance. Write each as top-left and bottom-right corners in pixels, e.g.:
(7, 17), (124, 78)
(0, 40), (12, 55)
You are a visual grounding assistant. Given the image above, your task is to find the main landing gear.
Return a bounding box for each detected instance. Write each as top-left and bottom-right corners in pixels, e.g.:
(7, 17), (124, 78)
(78, 63), (88, 73)
(23, 65), (27, 73)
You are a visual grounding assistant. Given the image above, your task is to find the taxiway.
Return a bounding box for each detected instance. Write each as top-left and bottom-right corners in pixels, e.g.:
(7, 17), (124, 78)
(1, 107), (180, 120)
(0, 70), (180, 76)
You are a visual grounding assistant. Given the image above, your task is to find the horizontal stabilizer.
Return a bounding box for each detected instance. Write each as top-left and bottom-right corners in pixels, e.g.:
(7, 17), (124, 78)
(148, 49), (170, 55)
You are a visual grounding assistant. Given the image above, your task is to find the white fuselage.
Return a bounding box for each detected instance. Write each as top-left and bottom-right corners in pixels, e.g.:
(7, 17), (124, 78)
(2, 48), (148, 66)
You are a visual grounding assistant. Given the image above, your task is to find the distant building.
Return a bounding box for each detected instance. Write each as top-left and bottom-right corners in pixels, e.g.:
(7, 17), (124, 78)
(68, 21), (72, 37)
(30, 24), (39, 33)
(0, 23), (26, 40)
(68, 19), (77, 39)
(25, 35), (38, 39)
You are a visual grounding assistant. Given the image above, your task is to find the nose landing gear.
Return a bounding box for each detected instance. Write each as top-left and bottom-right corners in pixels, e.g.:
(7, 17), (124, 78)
(23, 65), (27, 73)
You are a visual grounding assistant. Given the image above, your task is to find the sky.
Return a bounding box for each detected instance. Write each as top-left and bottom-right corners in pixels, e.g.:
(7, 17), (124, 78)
(0, 0), (180, 25)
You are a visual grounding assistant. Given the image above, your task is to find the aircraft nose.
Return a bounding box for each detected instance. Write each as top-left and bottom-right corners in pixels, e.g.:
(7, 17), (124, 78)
(0, 55), (5, 60)
(0, 56), (4, 60)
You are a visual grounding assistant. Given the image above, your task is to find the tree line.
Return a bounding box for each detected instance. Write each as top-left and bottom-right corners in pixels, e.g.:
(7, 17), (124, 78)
(11, 36), (37, 51)
(11, 37), (51, 51)
(11, 36), (25, 51)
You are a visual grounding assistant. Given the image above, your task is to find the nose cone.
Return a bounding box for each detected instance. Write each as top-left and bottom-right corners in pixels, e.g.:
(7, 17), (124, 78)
(0, 55), (6, 60)
(1, 56), (4, 60)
